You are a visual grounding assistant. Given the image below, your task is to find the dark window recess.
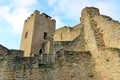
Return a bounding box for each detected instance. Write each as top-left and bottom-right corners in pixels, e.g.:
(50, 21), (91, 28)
(39, 49), (42, 55)
(44, 32), (47, 39)
(106, 59), (109, 62)
(89, 74), (93, 78)
(25, 32), (28, 38)
(61, 33), (62, 40)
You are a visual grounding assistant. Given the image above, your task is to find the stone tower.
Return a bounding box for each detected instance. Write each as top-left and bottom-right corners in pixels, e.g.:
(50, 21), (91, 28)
(20, 10), (56, 57)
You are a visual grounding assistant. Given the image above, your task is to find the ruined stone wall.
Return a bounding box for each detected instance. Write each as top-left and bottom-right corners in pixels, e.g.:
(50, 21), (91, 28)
(0, 44), (54, 80)
(54, 26), (72, 41)
(93, 48), (120, 80)
(81, 7), (100, 53)
(1, 43), (93, 80)
(54, 50), (93, 80)
(81, 7), (120, 80)
(1, 7), (120, 80)
(0, 45), (12, 80)
(54, 26), (85, 52)
(93, 15), (120, 48)
(54, 24), (82, 41)
(12, 57), (53, 80)
(13, 56), (54, 80)
(0, 45), (24, 80)
(0, 44), (9, 54)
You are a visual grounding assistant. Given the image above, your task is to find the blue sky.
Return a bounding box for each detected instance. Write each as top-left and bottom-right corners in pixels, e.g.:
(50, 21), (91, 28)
(0, 0), (120, 49)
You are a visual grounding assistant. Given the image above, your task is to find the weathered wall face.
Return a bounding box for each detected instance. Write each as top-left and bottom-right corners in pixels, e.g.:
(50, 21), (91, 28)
(81, 7), (120, 80)
(54, 24), (82, 41)
(20, 10), (37, 57)
(55, 50), (93, 80)
(54, 7), (120, 80)
(0, 44), (54, 80)
(81, 7), (101, 54)
(37, 68), (54, 80)
(54, 25), (85, 52)
(0, 45), (9, 54)
(13, 57), (54, 80)
(0, 45), (24, 80)
(93, 48), (120, 80)
(16, 67), (54, 80)
(54, 29), (85, 52)
(0, 45), (11, 80)
(31, 12), (55, 56)
(0, 56), (15, 80)
(54, 26), (72, 41)
(93, 15), (120, 48)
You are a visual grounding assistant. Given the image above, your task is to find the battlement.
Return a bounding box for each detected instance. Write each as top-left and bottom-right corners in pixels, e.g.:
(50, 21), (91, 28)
(41, 13), (51, 18)
(24, 13), (34, 23)
(24, 10), (55, 23)
(34, 10), (40, 14)
(24, 10), (39, 23)
(40, 13), (56, 22)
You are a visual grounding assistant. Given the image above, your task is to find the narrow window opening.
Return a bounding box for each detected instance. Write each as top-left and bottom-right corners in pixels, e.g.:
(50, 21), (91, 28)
(61, 33), (62, 40)
(25, 32), (28, 38)
(44, 32), (47, 39)
(106, 59), (109, 62)
(39, 49), (42, 55)
(89, 74), (93, 78)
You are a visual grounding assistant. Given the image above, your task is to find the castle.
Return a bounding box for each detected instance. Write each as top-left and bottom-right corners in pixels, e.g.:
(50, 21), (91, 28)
(0, 7), (120, 80)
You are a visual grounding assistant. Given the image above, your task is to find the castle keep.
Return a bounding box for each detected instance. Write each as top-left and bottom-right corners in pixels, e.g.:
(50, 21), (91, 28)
(0, 7), (120, 80)
(20, 10), (55, 57)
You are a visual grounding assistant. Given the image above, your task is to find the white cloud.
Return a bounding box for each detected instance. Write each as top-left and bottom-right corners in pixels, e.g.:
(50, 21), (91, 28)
(0, 0), (37, 34)
(61, 0), (83, 17)
(47, 0), (57, 6)
(92, 1), (112, 13)
(6, 9), (30, 34)
(47, 0), (120, 25)
(1, 0), (120, 35)
(13, 0), (37, 7)
(53, 16), (66, 29)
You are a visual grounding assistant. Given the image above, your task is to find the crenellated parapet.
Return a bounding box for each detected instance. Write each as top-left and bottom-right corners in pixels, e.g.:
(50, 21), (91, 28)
(24, 10), (56, 24)
(24, 10), (39, 23)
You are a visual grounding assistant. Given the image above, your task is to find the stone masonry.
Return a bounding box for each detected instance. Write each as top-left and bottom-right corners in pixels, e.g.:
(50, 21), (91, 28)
(20, 10), (55, 57)
(0, 7), (120, 80)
